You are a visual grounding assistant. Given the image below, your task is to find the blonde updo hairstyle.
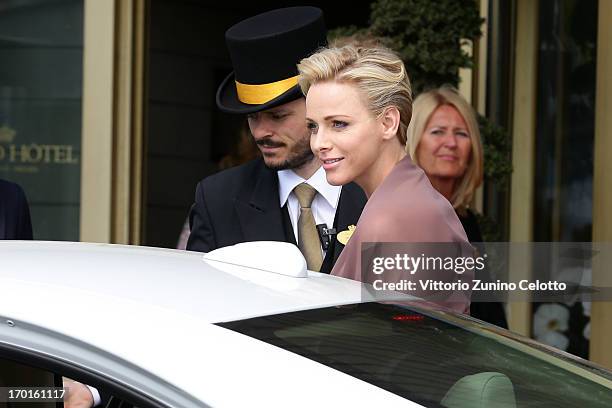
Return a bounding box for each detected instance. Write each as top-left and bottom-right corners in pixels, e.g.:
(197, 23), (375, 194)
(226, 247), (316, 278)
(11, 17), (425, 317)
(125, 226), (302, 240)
(297, 43), (412, 144)
(406, 86), (483, 212)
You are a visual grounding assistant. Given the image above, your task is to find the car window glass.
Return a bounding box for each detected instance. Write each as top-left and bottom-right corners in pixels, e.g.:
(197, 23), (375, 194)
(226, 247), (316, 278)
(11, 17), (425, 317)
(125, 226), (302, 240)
(0, 357), (60, 408)
(220, 302), (612, 408)
(0, 354), (144, 408)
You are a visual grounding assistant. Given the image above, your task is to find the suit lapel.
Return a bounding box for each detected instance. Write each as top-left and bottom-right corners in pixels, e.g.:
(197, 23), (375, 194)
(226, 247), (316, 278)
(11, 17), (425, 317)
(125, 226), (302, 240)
(281, 203), (297, 245)
(235, 162), (288, 243)
(320, 182), (367, 273)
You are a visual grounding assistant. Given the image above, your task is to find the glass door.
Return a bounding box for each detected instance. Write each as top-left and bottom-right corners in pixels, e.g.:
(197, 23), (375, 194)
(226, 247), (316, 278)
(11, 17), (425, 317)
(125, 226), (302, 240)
(0, 0), (84, 240)
(532, 0), (598, 358)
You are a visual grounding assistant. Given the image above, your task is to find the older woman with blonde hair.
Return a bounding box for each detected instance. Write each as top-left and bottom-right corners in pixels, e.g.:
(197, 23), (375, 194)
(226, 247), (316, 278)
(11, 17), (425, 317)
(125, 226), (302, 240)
(298, 44), (473, 313)
(406, 86), (507, 327)
(406, 86), (482, 213)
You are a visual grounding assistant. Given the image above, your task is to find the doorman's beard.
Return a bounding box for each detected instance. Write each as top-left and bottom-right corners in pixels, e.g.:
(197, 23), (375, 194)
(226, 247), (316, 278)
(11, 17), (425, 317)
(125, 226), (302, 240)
(263, 139), (315, 171)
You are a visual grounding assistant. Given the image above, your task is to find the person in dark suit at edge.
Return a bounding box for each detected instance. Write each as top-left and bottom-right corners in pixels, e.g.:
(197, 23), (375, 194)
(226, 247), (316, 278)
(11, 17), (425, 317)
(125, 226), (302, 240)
(186, 6), (367, 273)
(0, 178), (33, 240)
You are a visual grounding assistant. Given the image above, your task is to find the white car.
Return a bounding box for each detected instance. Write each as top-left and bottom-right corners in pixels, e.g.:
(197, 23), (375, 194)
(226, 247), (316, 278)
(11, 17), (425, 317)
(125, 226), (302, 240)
(1, 241), (611, 408)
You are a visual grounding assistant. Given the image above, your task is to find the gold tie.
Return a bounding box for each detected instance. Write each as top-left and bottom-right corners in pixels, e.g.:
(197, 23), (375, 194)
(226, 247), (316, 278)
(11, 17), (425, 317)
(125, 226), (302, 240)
(293, 183), (323, 271)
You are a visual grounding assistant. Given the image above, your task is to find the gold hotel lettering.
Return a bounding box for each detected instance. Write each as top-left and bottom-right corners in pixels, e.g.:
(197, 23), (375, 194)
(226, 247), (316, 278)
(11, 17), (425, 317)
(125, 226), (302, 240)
(1, 144), (79, 164)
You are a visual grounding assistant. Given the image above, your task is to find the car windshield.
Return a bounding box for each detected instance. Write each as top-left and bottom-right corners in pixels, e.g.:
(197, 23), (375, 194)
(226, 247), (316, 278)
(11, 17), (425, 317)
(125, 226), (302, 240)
(219, 303), (612, 408)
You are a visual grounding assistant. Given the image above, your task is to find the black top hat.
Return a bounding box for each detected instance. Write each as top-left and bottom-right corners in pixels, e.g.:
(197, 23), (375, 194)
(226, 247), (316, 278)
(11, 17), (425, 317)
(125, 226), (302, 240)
(216, 6), (327, 114)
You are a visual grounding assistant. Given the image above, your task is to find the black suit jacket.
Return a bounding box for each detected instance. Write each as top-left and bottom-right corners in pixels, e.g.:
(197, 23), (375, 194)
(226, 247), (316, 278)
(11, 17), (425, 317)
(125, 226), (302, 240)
(0, 179), (33, 240)
(187, 159), (366, 273)
(459, 209), (508, 329)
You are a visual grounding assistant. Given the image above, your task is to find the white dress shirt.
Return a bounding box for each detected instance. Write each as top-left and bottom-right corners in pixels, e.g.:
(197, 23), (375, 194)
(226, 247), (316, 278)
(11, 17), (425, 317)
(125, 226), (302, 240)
(86, 385), (101, 406)
(277, 166), (341, 253)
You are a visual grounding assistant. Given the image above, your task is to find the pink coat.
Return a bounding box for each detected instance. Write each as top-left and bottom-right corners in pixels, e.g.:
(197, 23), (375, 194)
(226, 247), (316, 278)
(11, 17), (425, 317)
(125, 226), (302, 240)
(331, 156), (474, 314)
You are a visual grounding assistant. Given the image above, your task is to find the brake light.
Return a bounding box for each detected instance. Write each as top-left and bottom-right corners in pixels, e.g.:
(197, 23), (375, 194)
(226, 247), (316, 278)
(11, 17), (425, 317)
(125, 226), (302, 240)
(392, 315), (425, 322)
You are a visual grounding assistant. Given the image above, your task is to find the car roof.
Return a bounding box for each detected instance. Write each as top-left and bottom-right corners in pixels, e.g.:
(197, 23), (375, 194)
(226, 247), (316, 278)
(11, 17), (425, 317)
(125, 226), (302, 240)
(0, 241), (366, 324)
(1, 241), (421, 406)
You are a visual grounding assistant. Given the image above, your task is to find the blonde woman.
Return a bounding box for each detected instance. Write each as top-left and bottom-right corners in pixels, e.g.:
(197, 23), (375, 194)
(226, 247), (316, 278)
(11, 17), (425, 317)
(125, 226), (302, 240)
(298, 44), (473, 313)
(407, 87), (507, 327)
(406, 86), (482, 214)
